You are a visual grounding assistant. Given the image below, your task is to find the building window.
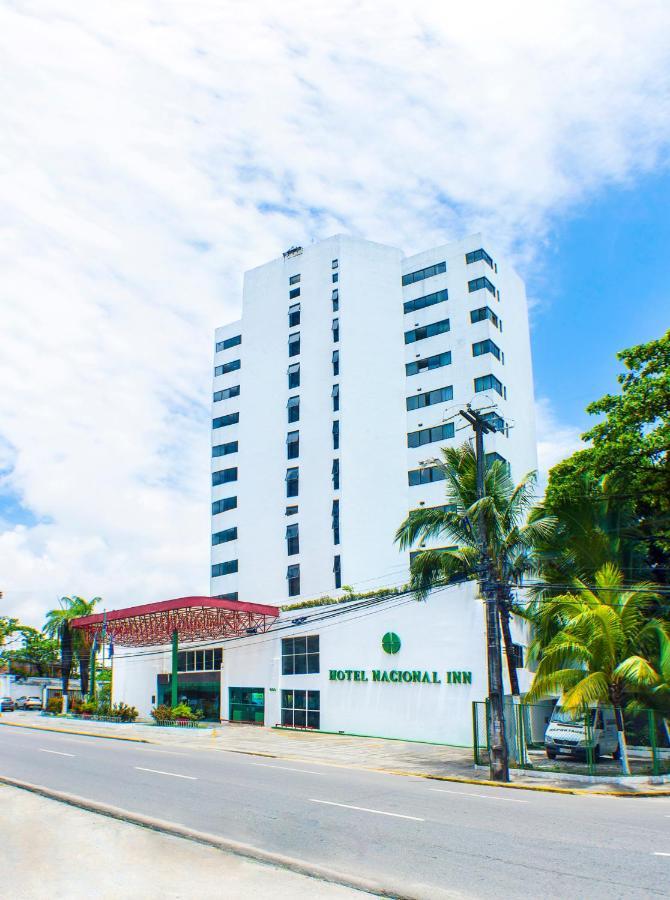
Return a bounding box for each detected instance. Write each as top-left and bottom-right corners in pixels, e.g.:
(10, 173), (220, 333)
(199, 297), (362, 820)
(332, 349), (339, 376)
(332, 289), (339, 311)
(403, 288), (448, 315)
(286, 467), (299, 498)
(213, 385), (240, 402)
(281, 688), (320, 729)
(332, 499), (340, 545)
(482, 411), (507, 434)
(286, 505), (298, 516)
(472, 339), (501, 361)
(406, 385), (453, 410)
(212, 527), (237, 545)
(332, 419), (339, 450)
(177, 648), (223, 672)
(465, 248), (494, 268)
(468, 276), (496, 296)
(474, 374), (503, 396)
(334, 554), (342, 589)
(288, 303), (301, 327)
(287, 564), (300, 597)
(215, 335), (241, 352)
(288, 363), (300, 389)
(332, 318), (339, 342)
(407, 422), (455, 448)
(404, 319), (450, 344)
(288, 332), (300, 357)
(213, 413), (239, 429)
(332, 272), (338, 283)
(212, 467), (237, 486)
(408, 465), (447, 486)
(402, 261), (446, 286)
(289, 274), (301, 285)
(212, 560), (238, 577)
(215, 359), (241, 376)
(332, 383), (339, 412)
(287, 395), (300, 423)
(332, 259), (338, 269)
(212, 496), (237, 515)
(282, 635), (319, 675)
(287, 430), (299, 459)
(212, 441), (238, 457)
(486, 452), (509, 471)
(286, 523), (299, 556)
(289, 287), (301, 300)
(470, 306), (499, 328)
(405, 351), (451, 377)
(332, 458), (340, 490)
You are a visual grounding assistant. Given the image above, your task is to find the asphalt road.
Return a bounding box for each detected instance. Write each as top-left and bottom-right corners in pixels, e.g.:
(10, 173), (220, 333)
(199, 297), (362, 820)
(0, 724), (668, 899)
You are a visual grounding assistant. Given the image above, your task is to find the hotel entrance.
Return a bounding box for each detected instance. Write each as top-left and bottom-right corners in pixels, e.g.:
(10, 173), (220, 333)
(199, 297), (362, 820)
(228, 687), (265, 724)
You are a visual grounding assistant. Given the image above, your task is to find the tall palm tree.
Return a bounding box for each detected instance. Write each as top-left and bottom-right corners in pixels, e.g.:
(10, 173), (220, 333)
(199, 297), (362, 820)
(44, 596), (101, 697)
(396, 444), (556, 694)
(525, 563), (667, 774)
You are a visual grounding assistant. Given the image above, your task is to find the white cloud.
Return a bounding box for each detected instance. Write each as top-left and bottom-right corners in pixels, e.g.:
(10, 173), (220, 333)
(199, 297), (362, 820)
(1, 1), (669, 624)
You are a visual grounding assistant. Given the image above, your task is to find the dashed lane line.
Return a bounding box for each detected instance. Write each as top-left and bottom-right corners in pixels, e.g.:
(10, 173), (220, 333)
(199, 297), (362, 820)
(39, 749), (75, 758)
(430, 788), (529, 803)
(249, 763), (325, 775)
(134, 767), (197, 780)
(309, 799), (424, 821)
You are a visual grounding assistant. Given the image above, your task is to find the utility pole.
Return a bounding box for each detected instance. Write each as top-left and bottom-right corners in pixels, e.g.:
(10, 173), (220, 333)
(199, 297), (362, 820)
(459, 405), (510, 782)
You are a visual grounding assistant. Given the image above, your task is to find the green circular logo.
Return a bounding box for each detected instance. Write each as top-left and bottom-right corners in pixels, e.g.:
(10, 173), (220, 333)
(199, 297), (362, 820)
(382, 632), (401, 654)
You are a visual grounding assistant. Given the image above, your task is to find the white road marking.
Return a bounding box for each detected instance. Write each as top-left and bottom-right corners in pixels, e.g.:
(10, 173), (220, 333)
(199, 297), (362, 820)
(430, 788), (529, 804)
(653, 852), (670, 857)
(250, 763), (324, 775)
(309, 799), (424, 821)
(134, 767), (197, 780)
(39, 749), (75, 757)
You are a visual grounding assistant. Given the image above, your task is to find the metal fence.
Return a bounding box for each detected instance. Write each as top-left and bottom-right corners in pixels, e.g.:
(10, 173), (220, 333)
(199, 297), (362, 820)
(473, 699), (670, 777)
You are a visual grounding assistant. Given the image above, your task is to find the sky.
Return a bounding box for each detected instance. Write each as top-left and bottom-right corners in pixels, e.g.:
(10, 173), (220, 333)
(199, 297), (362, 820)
(1, 1), (669, 626)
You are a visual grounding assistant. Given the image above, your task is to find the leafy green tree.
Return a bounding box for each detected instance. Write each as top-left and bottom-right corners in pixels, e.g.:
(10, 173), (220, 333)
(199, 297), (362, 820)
(44, 596), (101, 696)
(0, 616), (34, 651)
(545, 331), (670, 581)
(3, 631), (59, 676)
(396, 444), (556, 695)
(526, 563), (668, 773)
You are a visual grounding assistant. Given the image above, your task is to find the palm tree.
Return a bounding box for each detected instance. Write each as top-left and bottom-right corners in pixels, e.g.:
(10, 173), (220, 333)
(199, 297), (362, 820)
(525, 563), (667, 774)
(44, 596), (101, 697)
(396, 444), (556, 694)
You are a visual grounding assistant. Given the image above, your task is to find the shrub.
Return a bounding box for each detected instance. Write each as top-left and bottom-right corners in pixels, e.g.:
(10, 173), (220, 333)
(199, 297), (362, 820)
(81, 699), (97, 714)
(151, 704), (174, 722)
(46, 696), (63, 714)
(109, 702), (138, 722)
(171, 703), (195, 721)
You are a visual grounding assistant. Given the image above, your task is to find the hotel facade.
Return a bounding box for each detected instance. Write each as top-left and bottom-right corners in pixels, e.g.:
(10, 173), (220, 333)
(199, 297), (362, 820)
(109, 234), (537, 745)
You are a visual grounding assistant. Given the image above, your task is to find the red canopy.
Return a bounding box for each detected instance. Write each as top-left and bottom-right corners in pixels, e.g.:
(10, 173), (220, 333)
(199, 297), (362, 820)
(71, 596), (280, 648)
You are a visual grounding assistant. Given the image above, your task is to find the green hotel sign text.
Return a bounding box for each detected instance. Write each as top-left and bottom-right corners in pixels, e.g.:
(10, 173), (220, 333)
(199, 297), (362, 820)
(329, 669), (472, 685)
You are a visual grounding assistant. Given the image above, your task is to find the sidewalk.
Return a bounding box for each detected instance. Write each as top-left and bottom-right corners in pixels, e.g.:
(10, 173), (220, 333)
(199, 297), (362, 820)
(2, 712), (668, 795)
(1, 783), (366, 900)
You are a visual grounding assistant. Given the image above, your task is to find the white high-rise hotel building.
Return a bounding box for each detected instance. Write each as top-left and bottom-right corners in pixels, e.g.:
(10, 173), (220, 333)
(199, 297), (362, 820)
(211, 235), (537, 604)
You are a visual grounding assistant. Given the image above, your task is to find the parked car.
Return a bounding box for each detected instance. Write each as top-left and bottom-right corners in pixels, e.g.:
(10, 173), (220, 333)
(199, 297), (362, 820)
(15, 696), (42, 710)
(0, 697), (15, 711)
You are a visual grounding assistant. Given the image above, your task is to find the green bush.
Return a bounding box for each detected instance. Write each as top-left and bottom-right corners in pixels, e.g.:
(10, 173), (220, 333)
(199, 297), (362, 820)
(109, 702), (138, 722)
(151, 704), (174, 722)
(46, 696), (63, 714)
(171, 703), (195, 720)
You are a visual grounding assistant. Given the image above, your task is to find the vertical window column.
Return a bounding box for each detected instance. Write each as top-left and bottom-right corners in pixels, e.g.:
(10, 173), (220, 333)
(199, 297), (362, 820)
(287, 564), (301, 597)
(332, 500), (340, 545)
(334, 555), (341, 589)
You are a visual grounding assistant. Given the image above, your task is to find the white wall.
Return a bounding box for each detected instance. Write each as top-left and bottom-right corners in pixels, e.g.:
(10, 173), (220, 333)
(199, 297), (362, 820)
(112, 645), (169, 717)
(222, 582), (531, 747)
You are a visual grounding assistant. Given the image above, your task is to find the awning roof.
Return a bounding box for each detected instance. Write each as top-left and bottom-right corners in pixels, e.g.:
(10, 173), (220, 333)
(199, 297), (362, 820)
(71, 596), (280, 648)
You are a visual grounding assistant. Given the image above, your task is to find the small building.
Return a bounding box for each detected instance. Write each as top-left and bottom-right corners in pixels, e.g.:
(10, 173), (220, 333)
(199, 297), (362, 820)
(76, 585), (531, 747)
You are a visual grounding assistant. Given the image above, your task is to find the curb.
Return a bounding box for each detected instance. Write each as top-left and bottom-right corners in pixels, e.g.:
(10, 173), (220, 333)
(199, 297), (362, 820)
(0, 720), (150, 744)
(0, 776), (396, 898)
(209, 747), (670, 797)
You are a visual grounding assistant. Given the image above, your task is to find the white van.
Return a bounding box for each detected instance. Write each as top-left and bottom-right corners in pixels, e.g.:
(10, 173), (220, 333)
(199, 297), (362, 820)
(544, 704), (620, 761)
